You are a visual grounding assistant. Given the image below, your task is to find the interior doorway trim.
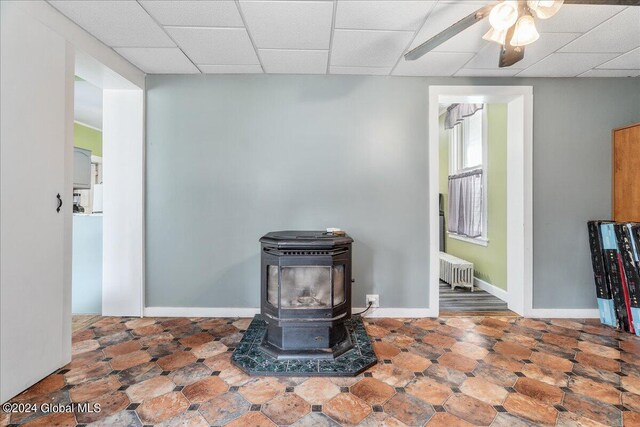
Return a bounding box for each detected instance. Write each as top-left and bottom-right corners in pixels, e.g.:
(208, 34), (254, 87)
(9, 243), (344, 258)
(74, 54), (145, 318)
(428, 85), (533, 317)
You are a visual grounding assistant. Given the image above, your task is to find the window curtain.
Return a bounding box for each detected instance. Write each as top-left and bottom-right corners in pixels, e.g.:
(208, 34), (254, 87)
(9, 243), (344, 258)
(448, 169), (483, 238)
(445, 103), (483, 130)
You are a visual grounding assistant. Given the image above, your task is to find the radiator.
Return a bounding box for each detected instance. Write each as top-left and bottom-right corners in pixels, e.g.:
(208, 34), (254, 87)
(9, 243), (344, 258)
(439, 252), (474, 291)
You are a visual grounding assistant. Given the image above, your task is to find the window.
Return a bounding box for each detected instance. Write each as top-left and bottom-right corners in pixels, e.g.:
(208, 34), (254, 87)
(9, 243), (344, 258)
(447, 105), (488, 245)
(449, 107), (484, 174)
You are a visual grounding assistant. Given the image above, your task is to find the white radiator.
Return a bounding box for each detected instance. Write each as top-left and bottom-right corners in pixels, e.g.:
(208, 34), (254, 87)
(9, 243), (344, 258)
(439, 252), (474, 291)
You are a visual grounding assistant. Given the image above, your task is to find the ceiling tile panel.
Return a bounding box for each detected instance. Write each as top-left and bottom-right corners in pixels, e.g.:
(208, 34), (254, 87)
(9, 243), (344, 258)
(165, 27), (259, 65)
(579, 69), (640, 77)
(502, 32), (581, 69)
(330, 66), (392, 75)
(597, 48), (640, 70)
(199, 64), (264, 74)
(463, 44), (514, 70)
(139, 1), (244, 27)
(260, 49), (328, 74)
(559, 7), (640, 53)
(393, 52), (475, 76)
(335, 1), (436, 31)
(517, 53), (619, 77)
(114, 48), (200, 74)
(49, 1), (174, 47)
(409, 2), (484, 51)
(239, 1), (333, 49)
(454, 68), (521, 77)
(465, 32), (580, 70)
(535, 4), (626, 34)
(331, 29), (414, 67)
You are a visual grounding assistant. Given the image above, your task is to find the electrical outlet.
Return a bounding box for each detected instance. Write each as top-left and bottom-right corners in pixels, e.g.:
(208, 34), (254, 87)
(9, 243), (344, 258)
(366, 294), (379, 308)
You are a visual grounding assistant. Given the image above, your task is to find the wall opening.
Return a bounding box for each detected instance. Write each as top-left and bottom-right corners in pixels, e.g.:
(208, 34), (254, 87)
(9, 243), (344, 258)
(428, 86), (533, 317)
(74, 50), (145, 318)
(438, 102), (510, 314)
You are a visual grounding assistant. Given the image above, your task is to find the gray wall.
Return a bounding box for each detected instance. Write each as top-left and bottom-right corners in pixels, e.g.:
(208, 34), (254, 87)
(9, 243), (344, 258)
(528, 79), (639, 308)
(146, 75), (639, 309)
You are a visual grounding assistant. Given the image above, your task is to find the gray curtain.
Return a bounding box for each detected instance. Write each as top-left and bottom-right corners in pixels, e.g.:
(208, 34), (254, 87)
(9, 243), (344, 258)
(448, 169), (483, 238)
(445, 103), (484, 130)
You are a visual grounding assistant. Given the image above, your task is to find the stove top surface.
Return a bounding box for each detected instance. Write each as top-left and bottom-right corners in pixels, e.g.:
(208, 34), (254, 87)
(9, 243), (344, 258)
(260, 230), (353, 248)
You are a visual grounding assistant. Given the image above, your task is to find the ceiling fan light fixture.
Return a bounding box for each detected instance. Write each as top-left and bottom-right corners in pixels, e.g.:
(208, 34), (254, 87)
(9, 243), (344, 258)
(527, 0), (563, 19)
(489, 1), (519, 31)
(483, 27), (508, 45)
(510, 14), (540, 47)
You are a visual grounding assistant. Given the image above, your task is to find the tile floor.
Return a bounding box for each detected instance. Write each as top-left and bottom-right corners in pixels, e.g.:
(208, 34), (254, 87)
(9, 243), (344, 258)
(71, 315), (101, 332)
(3, 316), (640, 426)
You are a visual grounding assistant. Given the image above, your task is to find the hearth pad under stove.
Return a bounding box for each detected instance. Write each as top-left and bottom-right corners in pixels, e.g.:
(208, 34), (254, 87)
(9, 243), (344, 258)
(231, 316), (376, 376)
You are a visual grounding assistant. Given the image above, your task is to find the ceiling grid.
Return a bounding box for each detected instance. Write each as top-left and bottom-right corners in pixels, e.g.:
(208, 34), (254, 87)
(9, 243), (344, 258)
(47, 0), (640, 77)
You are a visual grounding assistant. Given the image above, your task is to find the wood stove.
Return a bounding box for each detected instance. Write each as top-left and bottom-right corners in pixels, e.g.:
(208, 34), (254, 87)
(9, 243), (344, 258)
(259, 230), (353, 359)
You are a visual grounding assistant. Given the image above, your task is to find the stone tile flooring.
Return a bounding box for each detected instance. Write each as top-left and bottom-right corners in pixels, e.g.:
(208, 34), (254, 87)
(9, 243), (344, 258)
(3, 316), (640, 426)
(71, 315), (101, 333)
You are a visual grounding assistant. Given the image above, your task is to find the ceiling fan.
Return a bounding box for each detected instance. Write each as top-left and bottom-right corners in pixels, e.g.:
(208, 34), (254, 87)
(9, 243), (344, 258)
(405, 0), (640, 68)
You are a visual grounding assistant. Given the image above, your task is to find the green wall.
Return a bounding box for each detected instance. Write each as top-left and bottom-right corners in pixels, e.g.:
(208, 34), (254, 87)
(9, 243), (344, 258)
(74, 122), (102, 157)
(439, 104), (507, 290)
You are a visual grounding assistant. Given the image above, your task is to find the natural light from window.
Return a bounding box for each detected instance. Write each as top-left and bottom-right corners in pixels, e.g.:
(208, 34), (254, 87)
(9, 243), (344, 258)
(463, 111), (483, 169)
(446, 103), (487, 244)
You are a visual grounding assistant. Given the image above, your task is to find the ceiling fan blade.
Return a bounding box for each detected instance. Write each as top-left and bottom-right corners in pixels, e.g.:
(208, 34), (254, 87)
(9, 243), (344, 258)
(498, 33), (525, 67)
(564, 0), (640, 5)
(404, 3), (495, 61)
(499, 45), (525, 67)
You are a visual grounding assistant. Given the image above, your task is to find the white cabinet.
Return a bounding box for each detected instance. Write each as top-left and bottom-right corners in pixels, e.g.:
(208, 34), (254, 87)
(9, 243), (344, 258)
(73, 147), (91, 189)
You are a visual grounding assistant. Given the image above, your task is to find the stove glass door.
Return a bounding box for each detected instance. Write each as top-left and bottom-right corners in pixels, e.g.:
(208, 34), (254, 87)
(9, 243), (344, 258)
(280, 266), (331, 308)
(267, 265), (346, 309)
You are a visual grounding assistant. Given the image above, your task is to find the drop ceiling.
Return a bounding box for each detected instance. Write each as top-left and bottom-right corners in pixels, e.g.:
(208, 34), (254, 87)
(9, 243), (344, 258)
(48, 1), (640, 77)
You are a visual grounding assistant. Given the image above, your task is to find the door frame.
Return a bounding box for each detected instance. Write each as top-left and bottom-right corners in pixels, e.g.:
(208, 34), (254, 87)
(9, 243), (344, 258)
(427, 85), (533, 317)
(100, 88), (145, 317)
(74, 51), (146, 317)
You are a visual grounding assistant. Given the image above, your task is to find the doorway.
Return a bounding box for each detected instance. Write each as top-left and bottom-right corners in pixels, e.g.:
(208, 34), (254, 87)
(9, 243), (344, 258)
(72, 77), (104, 329)
(427, 86), (534, 317)
(74, 50), (145, 319)
(437, 101), (510, 315)
(71, 54), (146, 327)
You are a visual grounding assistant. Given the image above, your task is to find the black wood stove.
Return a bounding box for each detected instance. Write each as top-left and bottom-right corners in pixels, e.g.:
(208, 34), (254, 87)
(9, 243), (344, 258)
(259, 230), (354, 359)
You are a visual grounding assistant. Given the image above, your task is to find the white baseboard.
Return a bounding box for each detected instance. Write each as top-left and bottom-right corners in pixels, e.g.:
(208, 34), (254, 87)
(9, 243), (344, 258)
(142, 306), (598, 319)
(473, 278), (508, 303)
(353, 307), (436, 318)
(143, 306), (598, 319)
(526, 308), (600, 319)
(470, 280), (598, 319)
(143, 307), (260, 318)
(144, 306), (435, 318)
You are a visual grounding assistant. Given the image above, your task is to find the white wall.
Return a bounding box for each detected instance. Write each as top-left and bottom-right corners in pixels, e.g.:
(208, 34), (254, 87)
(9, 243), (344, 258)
(102, 90), (145, 316)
